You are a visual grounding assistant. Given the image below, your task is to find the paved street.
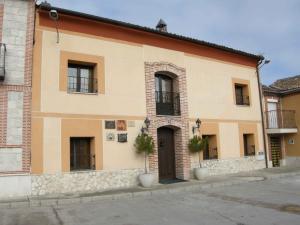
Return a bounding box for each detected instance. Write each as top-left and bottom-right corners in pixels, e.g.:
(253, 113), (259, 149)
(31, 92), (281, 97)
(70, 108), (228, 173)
(1, 175), (300, 225)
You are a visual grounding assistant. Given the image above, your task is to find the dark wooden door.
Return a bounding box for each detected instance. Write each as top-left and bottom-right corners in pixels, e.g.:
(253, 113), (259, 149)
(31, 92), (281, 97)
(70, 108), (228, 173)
(70, 137), (91, 171)
(158, 127), (176, 180)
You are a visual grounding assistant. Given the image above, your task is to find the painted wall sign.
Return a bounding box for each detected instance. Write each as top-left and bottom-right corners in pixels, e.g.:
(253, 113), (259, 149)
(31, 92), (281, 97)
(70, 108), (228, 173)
(105, 120), (115, 129)
(117, 120), (127, 131)
(106, 133), (115, 141)
(288, 139), (295, 145)
(118, 133), (128, 143)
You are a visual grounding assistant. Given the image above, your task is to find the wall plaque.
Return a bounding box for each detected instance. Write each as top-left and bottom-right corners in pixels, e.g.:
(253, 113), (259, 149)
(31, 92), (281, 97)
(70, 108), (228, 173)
(117, 120), (127, 131)
(106, 133), (115, 141)
(128, 120), (135, 127)
(105, 120), (115, 129)
(118, 133), (128, 143)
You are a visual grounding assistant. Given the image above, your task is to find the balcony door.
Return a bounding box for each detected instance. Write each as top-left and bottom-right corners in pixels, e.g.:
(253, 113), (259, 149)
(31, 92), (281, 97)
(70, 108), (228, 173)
(267, 102), (278, 128)
(155, 74), (174, 115)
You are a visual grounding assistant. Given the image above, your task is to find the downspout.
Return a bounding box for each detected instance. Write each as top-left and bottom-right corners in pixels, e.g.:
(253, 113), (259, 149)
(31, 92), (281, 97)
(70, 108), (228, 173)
(256, 59), (269, 168)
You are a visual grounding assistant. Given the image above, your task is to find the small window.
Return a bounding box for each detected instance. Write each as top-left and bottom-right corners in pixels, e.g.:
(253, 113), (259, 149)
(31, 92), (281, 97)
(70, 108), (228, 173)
(203, 135), (218, 160)
(70, 137), (93, 171)
(243, 134), (255, 156)
(235, 84), (250, 106)
(68, 63), (97, 93)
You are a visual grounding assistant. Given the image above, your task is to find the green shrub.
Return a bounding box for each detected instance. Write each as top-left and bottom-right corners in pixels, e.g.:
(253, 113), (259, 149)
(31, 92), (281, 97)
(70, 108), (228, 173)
(188, 135), (208, 167)
(134, 133), (154, 173)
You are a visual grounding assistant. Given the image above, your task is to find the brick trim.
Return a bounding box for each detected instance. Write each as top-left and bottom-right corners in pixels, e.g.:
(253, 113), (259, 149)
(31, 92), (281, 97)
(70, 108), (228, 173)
(0, 88), (7, 145)
(21, 0), (35, 172)
(144, 62), (190, 180)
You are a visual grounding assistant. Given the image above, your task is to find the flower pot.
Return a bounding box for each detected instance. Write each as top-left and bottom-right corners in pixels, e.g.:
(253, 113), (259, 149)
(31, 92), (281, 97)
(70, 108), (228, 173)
(194, 167), (208, 180)
(138, 173), (154, 188)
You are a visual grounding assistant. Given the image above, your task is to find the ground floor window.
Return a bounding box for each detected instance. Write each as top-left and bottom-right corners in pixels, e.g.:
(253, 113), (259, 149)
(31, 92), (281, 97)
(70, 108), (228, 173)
(203, 135), (218, 160)
(243, 134), (256, 156)
(70, 137), (93, 171)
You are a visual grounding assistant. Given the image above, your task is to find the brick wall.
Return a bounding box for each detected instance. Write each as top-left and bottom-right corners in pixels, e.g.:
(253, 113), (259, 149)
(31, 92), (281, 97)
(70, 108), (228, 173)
(0, 0), (34, 173)
(144, 62), (190, 180)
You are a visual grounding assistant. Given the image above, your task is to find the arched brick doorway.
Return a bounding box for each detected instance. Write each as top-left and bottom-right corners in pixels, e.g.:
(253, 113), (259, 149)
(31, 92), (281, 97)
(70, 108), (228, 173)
(144, 62), (190, 181)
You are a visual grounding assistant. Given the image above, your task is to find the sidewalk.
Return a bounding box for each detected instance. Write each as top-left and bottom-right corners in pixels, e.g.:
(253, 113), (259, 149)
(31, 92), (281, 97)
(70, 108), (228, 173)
(1, 166), (300, 209)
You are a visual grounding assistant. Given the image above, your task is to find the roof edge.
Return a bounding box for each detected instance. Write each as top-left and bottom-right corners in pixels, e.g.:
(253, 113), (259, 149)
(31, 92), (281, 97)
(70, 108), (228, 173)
(38, 4), (263, 62)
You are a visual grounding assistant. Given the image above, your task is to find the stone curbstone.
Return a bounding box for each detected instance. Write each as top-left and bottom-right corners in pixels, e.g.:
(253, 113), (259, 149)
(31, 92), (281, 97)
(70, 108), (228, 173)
(111, 192), (133, 200)
(29, 199), (41, 208)
(40, 199), (58, 207)
(10, 201), (29, 208)
(57, 197), (81, 206)
(0, 202), (11, 209)
(151, 188), (169, 196)
(132, 191), (152, 197)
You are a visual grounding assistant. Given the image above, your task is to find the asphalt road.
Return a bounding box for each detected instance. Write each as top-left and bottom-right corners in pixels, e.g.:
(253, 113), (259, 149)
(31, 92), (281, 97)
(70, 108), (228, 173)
(1, 175), (300, 225)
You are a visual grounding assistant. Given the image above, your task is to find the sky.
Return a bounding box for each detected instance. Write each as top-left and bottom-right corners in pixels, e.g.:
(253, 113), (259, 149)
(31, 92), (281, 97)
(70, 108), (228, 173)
(44, 0), (300, 85)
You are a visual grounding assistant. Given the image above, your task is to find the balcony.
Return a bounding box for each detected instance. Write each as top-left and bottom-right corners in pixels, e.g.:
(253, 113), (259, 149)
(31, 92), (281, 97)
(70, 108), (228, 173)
(236, 95), (250, 106)
(68, 75), (98, 94)
(155, 91), (180, 116)
(266, 110), (298, 134)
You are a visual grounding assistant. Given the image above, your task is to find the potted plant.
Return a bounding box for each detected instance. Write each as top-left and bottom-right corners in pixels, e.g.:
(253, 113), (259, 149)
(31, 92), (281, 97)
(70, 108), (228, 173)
(188, 135), (209, 179)
(134, 133), (155, 188)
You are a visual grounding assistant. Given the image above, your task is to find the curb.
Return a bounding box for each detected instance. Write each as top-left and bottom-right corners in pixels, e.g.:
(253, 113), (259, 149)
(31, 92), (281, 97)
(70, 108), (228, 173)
(1, 170), (299, 209)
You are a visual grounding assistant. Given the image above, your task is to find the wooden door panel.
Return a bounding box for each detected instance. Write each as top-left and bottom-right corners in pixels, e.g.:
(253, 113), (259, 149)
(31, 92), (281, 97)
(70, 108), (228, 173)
(158, 127), (176, 180)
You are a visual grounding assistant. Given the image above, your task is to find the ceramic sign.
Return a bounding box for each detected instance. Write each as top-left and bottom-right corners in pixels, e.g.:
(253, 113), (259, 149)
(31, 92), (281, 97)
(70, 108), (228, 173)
(105, 120), (115, 129)
(118, 133), (127, 143)
(117, 120), (127, 131)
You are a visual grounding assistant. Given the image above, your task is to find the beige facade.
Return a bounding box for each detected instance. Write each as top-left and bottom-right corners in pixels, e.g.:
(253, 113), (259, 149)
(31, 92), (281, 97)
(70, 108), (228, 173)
(30, 6), (265, 194)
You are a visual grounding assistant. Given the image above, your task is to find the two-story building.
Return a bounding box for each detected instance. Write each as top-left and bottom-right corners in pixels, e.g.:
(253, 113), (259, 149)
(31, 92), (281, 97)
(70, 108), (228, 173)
(263, 75), (300, 167)
(29, 4), (267, 196)
(0, 0), (34, 198)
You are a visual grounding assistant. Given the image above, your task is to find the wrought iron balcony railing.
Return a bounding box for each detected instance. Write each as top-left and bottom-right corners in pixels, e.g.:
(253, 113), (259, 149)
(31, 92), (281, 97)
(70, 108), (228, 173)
(266, 110), (297, 129)
(0, 43), (6, 81)
(155, 91), (180, 116)
(236, 95), (250, 105)
(68, 75), (98, 93)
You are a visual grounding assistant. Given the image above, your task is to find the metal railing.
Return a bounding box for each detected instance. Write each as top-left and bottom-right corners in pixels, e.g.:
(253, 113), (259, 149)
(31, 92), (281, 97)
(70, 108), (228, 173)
(0, 43), (6, 81)
(266, 110), (297, 129)
(68, 76), (98, 93)
(236, 94), (250, 105)
(155, 91), (181, 116)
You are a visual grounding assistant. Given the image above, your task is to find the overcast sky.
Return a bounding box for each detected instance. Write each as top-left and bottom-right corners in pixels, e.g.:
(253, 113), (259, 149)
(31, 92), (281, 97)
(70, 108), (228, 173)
(45, 0), (300, 85)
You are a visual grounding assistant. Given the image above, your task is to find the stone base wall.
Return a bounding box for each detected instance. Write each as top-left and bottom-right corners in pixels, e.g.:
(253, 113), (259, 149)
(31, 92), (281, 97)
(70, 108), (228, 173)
(191, 156), (266, 177)
(31, 168), (144, 196)
(285, 157), (300, 167)
(0, 174), (31, 198)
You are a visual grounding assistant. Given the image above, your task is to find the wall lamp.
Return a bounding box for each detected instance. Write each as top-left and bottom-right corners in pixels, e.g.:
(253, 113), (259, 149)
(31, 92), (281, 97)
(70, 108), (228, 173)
(49, 9), (60, 43)
(258, 59), (271, 69)
(192, 118), (201, 135)
(141, 117), (150, 134)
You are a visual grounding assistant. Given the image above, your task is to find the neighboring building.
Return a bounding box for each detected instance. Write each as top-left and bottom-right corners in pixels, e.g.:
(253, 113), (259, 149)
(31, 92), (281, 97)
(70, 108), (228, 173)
(0, 0), (34, 197)
(28, 4), (267, 196)
(263, 75), (300, 167)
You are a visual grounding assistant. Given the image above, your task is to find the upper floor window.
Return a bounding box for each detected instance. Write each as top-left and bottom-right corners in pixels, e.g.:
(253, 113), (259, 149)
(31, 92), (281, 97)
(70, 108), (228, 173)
(235, 84), (250, 106)
(155, 74), (180, 116)
(68, 63), (97, 94)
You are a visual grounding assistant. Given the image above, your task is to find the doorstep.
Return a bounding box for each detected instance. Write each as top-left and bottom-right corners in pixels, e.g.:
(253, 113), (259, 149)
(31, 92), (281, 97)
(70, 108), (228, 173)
(1, 166), (300, 209)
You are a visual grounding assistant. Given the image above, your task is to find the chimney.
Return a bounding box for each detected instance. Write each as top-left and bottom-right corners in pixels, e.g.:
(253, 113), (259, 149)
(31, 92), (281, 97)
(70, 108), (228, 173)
(156, 19), (167, 32)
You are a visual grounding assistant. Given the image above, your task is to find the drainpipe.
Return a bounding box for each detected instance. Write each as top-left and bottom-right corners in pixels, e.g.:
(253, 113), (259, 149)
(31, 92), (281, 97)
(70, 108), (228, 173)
(256, 59), (269, 168)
